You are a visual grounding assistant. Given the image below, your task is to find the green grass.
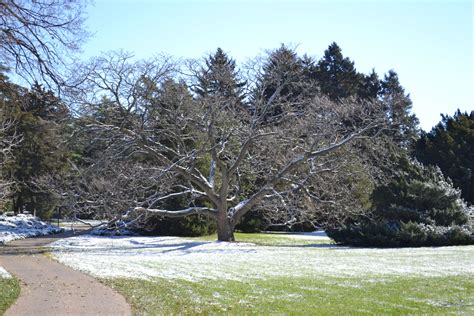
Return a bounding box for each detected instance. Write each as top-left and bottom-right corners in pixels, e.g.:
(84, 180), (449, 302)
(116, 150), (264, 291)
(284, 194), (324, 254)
(105, 275), (474, 315)
(0, 278), (20, 315)
(191, 232), (333, 246)
(101, 232), (472, 315)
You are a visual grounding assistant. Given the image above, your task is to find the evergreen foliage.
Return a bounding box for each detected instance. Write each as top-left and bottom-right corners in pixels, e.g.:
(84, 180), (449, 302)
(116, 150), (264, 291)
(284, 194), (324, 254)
(359, 69), (381, 100)
(0, 43), (451, 242)
(379, 70), (419, 150)
(145, 215), (217, 237)
(195, 48), (246, 103)
(415, 110), (474, 204)
(257, 44), (306, 102)
(313, 42), (363, 101)
(251, 45), (318, 124)
(2, 83), (69, 218)
(236, 209), (269, 233)
(328, 161), (474, 247)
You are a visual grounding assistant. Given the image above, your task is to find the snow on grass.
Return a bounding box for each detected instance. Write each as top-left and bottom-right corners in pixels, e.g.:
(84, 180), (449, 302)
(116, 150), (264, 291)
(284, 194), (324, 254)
(49, 234), (474, 282)
(0, 214), (63, 245)
(0, 267), (11, 278)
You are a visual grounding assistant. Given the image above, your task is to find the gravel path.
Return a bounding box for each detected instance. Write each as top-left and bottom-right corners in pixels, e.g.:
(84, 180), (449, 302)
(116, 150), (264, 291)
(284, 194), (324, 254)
(0, 231), (131, 316)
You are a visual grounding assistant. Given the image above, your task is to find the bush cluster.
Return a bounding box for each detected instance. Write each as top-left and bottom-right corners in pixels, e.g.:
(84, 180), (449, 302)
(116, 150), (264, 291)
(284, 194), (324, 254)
(328, 163), (474, 247)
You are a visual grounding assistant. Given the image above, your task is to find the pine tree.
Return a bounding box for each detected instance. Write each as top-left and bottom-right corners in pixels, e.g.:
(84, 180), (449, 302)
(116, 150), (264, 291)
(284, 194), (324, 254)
(328, 159), (474, 247)
(195, 48), (246, 103)
(380, 70), (419, 149)
(257, 44), (305, 102)
(359, 69), (381, 100)
(314, 42), (363, 100)
(415, 110), (474, 204)
(251, 44), (316, 123)
(3, 84), (69, 217)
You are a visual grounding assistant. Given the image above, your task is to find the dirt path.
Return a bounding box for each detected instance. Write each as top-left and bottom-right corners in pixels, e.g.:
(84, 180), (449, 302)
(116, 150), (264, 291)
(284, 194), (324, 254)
(0, 231), (132, 316)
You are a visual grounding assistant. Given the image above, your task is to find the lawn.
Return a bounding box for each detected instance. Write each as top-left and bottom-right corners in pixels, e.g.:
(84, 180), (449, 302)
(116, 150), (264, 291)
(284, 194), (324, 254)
(105, 275), (473, 315)
(193, 231), (333, 246)
(0, 277), (20, 315)
(49, 232), (474, 315)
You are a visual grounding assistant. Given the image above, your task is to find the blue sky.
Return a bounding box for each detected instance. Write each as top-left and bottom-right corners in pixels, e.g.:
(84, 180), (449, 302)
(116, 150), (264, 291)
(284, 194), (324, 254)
(82, 0), (473, 131)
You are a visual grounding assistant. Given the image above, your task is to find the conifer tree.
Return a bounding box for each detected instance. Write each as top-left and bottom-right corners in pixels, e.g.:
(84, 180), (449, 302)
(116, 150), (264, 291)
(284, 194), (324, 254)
(314, 42), (363, 100)
(359, 69), (381, 100)
(328, 159), (474, 247)
(257, 44), (305, 101)
(195, 48), (246, 103)
(251, 44), (319, 124)
(3, 84), (69, 217)
(380, 70), (419, 149)
(416, 110), (474, 204)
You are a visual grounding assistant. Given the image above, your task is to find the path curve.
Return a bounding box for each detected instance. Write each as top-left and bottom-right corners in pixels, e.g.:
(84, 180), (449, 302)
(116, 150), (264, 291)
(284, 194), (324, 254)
(0, 231), (132, 316)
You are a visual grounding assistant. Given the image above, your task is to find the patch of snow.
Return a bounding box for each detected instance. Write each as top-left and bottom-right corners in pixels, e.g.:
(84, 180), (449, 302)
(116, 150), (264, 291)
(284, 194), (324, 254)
(50, 235), (474, 282)
(0, 214), (63, 245)
(0, 266), (11, 278)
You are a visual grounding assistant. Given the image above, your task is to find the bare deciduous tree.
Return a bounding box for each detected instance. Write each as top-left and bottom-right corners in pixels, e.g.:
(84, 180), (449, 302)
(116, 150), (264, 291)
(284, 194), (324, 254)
(0, 0), (89, 87)
(67, 52), (388, 241)
(0, 112), (21, 207)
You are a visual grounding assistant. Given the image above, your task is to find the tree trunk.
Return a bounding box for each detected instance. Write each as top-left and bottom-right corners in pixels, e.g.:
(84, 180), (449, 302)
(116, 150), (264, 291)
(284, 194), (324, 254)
(216, 213), (235, 242)
(13, 195), (20, 215)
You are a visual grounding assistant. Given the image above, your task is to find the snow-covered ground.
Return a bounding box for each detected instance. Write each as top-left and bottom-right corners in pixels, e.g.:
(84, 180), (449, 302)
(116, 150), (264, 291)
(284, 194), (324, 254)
(0, 214), (63, 245)
(0, 266), (11, 278)
(50, 235), (474, 282)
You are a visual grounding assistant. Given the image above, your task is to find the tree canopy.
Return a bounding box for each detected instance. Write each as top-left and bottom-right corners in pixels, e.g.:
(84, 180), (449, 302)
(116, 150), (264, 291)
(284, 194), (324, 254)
(416, 110), (474, 204)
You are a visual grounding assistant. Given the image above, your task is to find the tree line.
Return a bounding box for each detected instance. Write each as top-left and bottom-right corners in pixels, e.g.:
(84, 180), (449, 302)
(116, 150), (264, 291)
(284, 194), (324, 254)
(0, 0), (472, 245)
(0, 44), (472, 244)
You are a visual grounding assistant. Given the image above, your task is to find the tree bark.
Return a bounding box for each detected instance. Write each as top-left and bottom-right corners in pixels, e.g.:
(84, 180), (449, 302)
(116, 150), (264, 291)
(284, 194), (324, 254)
(216, 212), (235, 242)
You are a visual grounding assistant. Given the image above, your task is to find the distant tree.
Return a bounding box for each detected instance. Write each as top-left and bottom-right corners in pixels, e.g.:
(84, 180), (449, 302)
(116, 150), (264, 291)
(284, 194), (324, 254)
(252, 45), (317, 124)
(311, 43), (418, 149)
(0, 0), (89, 87)
(3, 83), (69, 217)
(380, 70), (419, 149)
(194, 48), (246, 102)
(415, 110), (474, 204)
(256, 45), (305, 101)
(359, 69), (381, 100)
(193, 48), (248, 189)
(313, 42), (363, 101)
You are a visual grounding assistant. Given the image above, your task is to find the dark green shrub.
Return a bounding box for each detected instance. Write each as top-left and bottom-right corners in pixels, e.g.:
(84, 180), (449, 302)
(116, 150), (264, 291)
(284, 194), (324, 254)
(145, 215), (217, 237)
(236, 210), (268, 233)
(328, 162), (474, 247)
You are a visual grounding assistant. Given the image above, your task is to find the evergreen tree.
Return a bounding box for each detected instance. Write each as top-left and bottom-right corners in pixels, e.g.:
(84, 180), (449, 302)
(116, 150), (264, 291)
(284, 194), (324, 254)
(328, 159), (474, 247)
(3, 84), (69, 217)
(380, 70), (419, 149)
(415, 110), (474, 204)
(251, 44), (318, 124)
(195, 48), (246, 103)
(359, 69), (381, 100)
(257, 44), (305, 101)
(144, 79), (219, 236)
(314, 42), (363, 100)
